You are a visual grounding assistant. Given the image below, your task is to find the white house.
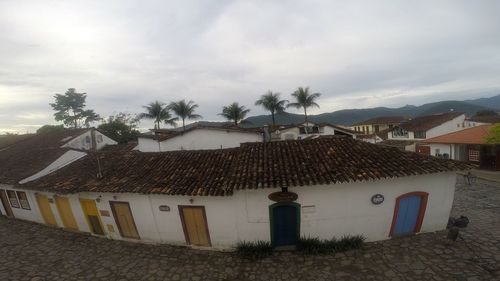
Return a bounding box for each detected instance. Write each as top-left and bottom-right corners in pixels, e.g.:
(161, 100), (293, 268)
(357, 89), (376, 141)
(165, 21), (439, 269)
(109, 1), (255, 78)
(0, 128), (117, 219)
(136, 123), (263, 152)
(385, 112), (467, 153)
(271, 122), (357, 141)
(350, 116), (408, 135)
(2, 137), (469, 249)
(424, 124), (499, 170)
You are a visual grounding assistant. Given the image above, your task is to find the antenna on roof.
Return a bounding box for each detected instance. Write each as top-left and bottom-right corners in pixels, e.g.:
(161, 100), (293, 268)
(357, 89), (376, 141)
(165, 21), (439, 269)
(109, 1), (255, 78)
(96, 155), (103, 179)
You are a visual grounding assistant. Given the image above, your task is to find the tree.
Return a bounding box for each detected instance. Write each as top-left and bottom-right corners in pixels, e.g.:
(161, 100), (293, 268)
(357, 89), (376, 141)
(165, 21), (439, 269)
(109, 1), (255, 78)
(98, 112), (140, 143)
(50, 88), (100, 128)
(168, 99), (202, 131)
(36, 125), (65, 134)
(219, 102), (250, 126)
(475, 109), (498, 117)
(255, 90), (288, 127)
(287, 87), (321, 134)
(139, 101), (177, 129)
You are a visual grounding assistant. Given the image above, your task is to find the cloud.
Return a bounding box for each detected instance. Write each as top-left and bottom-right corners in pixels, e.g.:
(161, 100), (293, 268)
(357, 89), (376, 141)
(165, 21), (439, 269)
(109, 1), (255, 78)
(0, 0), (499, 133)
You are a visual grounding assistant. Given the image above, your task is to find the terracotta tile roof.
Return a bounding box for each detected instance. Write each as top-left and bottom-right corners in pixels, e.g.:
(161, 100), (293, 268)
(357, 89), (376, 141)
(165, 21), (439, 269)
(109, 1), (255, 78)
(352, 116), (409, 126)
(143, 123), (263, 142)
(399, 112), (463, 132)
(19, 137), (471, 196)
(0, 129), (88, 184)
(424, 125), (492, 145)
(378, 139), (418, 149)
(0, 134), (34, 149)
(467, 115), (500, 124)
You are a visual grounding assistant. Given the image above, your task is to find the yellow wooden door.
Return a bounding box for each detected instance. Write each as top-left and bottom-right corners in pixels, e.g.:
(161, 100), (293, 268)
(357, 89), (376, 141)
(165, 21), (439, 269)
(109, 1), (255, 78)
(36, 194), (57, 226)
(181, 207), (211, 246)
(110, 202), (140, 239)
(55, 197), (78, 231)
(80, 199), (105, 235)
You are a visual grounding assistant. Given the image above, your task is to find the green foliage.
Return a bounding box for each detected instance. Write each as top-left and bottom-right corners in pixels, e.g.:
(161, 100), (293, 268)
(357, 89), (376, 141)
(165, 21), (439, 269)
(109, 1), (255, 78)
(98, 112), (140, 144)
(297, 235), (365, 255)
(36, 124), (65, 134)
(255, 90), (288, 126)
(287, 87), (321, 133)
(475, 109), (498, 117)
(138, 101), (177, 129)
(219, 102), (250, 125)
(49, 88), (100, 128)
(236, 241), (273, 260)
(485, 123), (500, 144)
(168, 99), (202, 130)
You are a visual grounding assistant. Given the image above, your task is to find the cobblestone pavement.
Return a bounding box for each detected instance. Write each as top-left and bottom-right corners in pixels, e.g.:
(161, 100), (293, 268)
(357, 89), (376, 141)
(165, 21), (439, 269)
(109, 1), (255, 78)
(0, 178), (499, 281)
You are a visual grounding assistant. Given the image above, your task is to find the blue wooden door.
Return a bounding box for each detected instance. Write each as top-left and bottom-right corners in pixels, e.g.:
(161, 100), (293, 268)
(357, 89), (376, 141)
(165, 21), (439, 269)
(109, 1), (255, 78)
(272, 205), (298, 246)
(394, 195), (421, 236)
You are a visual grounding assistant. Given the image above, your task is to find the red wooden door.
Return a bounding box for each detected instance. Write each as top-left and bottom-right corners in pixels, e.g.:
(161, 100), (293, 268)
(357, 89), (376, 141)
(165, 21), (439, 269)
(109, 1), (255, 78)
(416, 145), (430, 155)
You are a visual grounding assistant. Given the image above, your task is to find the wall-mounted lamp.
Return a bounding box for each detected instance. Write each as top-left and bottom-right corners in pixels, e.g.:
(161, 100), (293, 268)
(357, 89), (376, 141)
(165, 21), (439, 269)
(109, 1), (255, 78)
(189, 198), (194, 204)
(113, 195), (118, 200)
(96, 195), (102, 203)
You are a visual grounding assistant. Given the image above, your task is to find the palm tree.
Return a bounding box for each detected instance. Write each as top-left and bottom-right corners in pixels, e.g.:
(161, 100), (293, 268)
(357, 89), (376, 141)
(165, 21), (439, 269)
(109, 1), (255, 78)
(139, 101), (177, 129)
(287, 87), (321, 134)
(219, 102), (250, 126)
(168, 99), (202, 131)
(254, 90), (288, 127)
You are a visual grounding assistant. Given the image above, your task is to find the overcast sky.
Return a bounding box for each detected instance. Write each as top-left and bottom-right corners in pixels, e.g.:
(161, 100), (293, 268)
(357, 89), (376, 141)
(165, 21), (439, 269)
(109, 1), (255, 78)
(1, 0), (500, 133)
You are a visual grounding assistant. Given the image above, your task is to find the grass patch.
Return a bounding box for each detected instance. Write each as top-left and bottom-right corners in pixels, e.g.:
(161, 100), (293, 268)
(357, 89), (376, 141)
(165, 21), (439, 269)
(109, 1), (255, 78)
(297, 234), (365, 255)
(236, 240), (273, 260)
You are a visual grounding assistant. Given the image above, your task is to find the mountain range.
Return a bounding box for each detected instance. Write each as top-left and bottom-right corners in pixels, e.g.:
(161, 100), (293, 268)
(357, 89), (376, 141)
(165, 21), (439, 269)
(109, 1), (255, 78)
(242, 94), (500, 127)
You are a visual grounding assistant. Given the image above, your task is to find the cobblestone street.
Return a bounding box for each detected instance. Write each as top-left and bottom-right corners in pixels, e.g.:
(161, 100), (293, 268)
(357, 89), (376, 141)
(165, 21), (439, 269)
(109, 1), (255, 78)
(0, 177), (499, 281)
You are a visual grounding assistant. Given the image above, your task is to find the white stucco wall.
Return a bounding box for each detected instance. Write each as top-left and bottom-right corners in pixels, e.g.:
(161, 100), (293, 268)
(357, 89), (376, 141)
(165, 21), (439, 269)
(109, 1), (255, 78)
(8, 172), (457, 249)
(61, 130), (117, 151)
(137, 129), (263, 152)
(278, 124), (354, 141)
(426, 115), (465, 139)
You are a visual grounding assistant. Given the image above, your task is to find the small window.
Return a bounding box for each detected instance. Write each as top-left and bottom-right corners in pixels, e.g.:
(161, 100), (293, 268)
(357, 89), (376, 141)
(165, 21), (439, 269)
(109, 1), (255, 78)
(435, 148), (440, 156)
(7, 190), (19, 208)
(97, 135), (103, 143)
(85, 136), (91, 144)
(16, 191), (30, 210)
(414, 131), (426, 139)
(469, 150), (479, 162)
(457, 124), (460, 127)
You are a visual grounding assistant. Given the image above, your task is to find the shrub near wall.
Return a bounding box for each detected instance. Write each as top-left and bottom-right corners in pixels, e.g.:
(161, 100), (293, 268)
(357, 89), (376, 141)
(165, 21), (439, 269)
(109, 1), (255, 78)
(297, 235), (366, 255)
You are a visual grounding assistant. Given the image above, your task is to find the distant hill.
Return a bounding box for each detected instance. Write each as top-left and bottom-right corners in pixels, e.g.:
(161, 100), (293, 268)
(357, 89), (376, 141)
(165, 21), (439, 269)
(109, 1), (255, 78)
(243, 95), (499, 127)
(465, 94), (500, 110)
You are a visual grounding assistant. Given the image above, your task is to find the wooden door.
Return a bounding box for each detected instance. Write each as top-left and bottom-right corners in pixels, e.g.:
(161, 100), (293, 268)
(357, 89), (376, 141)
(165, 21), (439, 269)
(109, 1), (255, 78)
(270, 203), (300, 246)
(179, 206), (211, 247)
(390, 192), (428, 237)
(80, 199), (105, 235)
(416, 145), (430, 155)
(55, 197), (78, 231)
(36, 194), (57, 226)
(0, 190), (14, 217)
(110, 201), (140, 239)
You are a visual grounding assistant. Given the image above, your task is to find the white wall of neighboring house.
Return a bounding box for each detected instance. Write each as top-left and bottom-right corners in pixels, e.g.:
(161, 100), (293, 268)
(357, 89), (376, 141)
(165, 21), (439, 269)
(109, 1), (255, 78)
(430, 144), (452, 157)
(137, 129), (263, 152)
(426, 115), (466, 139)
(278, 123), (355, 141)
(9, 172), (457, 248)
(61, 130), (117, 151)
(388, 114), (466, 141)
